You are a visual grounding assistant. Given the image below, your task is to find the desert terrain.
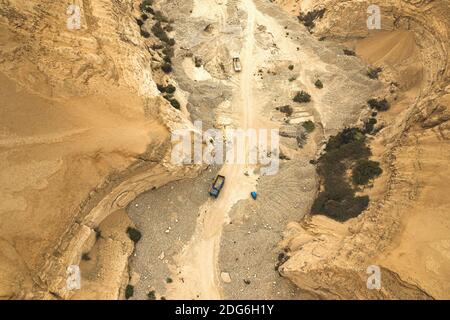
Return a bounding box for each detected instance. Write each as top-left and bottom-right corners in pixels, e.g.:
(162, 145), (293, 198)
(0, 0), (448, 300)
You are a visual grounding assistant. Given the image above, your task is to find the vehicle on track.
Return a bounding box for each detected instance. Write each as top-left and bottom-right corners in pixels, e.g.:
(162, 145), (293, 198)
(210, 175), (226, 198)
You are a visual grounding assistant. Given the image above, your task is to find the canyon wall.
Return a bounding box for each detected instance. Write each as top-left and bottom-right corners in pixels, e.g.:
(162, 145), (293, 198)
(0, 0), (199, 299)
(276, 0), (450, 299)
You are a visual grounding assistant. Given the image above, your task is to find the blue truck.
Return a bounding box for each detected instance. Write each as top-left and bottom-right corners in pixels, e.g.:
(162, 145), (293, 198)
(210, 175), (226, 198)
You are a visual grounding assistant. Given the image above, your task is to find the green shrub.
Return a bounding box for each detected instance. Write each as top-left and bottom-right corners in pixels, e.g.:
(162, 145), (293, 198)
(367, 67), (383, 79)
(167, 38), (176, 47)
(81, 253), (91, 261)
(126, 227), (142, 243)
(125, 285), (134, 300)
(298, 9), (326, 29)
(368, 98), (390, 111)
(314, 79), (323, 89)
(302, 120), (315, 133)
(140, 29), (151, 38)
(161, 63), (173, 74)
(151, 22), (170, 43)
(165, 84), (176, 94)
(153, 10), (169, 23)
(352, 159), (382, 185)
(169, 98), (180, 109)
(163, 46), (174, 58)
(276, 105), (293, 116)
(147, 290), (156, 300)
(343, 49), (356, 56)
(140, 0), (154, 13)
(94, 227), (102, 240)
(311, 127), (378, 221)
(293, 91), (311, 103)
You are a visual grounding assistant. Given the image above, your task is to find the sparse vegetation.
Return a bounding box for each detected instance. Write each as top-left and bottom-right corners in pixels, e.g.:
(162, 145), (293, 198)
(161, 62), (173, 74)
(147, 290), (156, 300)
(314, 79), (323, 89)
(311, 127), (381, 221)
(288, 64), (294, 70)
(126, 227), (142, 243)
(368, 98), (390, 111)
(276, 105), (293, 117)
(169, 99), (181, 109)
(157, 83), (176, 94)
(352, 159), (383, 185)
(293, 91), (311, 103)
(367, 67), (383, 79)
(302, 120), (315, 133)
(81, 253), (91, 261)
(94, 227), (102, 240)
(343, 49), (356, 56)
(140, 0), (154, 13)
(298, 8), (326, 30)
(125, 285), (134, 300)
(166, 277), (173, 284)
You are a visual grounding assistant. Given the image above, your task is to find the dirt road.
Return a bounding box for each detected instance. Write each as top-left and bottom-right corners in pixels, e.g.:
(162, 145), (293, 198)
(166, 0), (259, 300)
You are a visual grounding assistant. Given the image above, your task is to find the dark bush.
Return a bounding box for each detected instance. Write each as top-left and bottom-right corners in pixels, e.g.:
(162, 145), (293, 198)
(163, 55), (172, 63)
(140, 0), (154, 13)
(343, 49), (356, 56)
(94, 227), (102, 240)
(324, 127), (365, 152)
(165, 84), (176, 94)
(126, 227), (142, 243)
(147, 290), (156, 300)
(140, 29), (151, 38)
(136, 19), (144, 27)
(293, 91), (311, 103)
(81, 253), (91, 261)
(151, 22), (170, 43)
(368, 98), (390, 111)
(125, 285), (134, 300)
(352, 159), (382, 185)
(367, 67), (383, 79)
(288, 64), (294, 70)
(161, 63), (173, 74)
(166, 277), (173, 284)
(314, 79), (323, 89)
(311, 127), (379, 221)
(169, 98), (180, 109)
(163, 46), (174, 58)
(302, 120), (315, 133)
(298, 9), (326, 29)
(153, 10), (169, 23)
(276, 105), (293, 116)
(167, 38), (176, 47)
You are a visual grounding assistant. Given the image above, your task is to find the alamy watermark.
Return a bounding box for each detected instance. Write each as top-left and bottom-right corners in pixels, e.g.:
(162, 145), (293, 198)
(366, 265), (381, 290)
(67, 4), (81, 30)
(67, 265), (81, 290)
(171, 121), (279, 175)
(367, 5), (382, 30)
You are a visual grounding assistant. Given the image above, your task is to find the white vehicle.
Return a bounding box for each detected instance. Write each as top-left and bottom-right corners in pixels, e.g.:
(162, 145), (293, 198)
(232, 57), (242, 72)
